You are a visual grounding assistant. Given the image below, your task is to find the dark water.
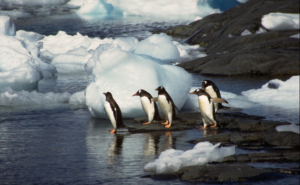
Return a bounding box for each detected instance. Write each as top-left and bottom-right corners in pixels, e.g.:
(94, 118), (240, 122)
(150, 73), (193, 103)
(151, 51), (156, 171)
(1, 15), (299, 184)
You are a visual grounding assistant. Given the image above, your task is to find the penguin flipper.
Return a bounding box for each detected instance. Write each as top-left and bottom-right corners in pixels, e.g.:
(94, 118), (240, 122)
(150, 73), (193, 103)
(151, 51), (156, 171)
(218, 104), (231, 110)
(212, 98), (228, 104)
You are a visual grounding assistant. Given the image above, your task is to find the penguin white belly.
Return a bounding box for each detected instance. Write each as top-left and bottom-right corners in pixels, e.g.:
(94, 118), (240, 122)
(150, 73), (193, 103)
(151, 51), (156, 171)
(141, 96), (155, 122)
(104, 101), (117, 129)
(158, 95), (173, 122)
(198, 96), (215, 125)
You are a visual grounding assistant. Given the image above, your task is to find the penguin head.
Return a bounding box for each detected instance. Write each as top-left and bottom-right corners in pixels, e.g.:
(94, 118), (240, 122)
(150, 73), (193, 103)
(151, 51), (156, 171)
(103, 92), (113, 100)
(155, 86), (165, 92)
(133, 89), (145, 97)
(202, 80), (214, 89)
(189, 88), (207, 96)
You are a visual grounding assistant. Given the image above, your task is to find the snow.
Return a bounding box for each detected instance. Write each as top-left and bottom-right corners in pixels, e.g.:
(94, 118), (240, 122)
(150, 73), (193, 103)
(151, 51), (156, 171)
(144, 141), (235, 174)
(276, 123), (300, 134)
(262, 13), (300, 31)
(241, 30), (252, 36)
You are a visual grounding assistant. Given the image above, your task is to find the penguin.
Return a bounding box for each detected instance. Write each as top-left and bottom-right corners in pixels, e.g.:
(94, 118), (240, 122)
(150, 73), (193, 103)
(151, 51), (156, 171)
(103, 92), (126, 133)
(133, 89), (162, 125)
(190, 88), (228, 129)
(202, 80), (228, 112)
(155, 86), (179, 128)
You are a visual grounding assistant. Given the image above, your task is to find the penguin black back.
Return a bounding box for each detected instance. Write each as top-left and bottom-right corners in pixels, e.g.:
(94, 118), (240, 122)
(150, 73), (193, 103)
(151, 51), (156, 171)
(103, 92), (126, 129)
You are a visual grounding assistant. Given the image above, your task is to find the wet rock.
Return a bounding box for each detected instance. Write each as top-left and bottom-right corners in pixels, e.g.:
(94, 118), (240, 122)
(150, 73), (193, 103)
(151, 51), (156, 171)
(178, 164), (273, 182)
(188, 132), (231, 144)
(128, 122), (192, 133)
(264, 129), (300, 147)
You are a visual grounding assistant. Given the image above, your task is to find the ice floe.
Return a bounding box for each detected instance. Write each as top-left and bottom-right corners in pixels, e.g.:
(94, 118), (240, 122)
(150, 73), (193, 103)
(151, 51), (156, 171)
(0, 87), (70, 106)
(144, 141), (235, 174)
(242, 76), (299, 109)
(262, 12), (300, 31)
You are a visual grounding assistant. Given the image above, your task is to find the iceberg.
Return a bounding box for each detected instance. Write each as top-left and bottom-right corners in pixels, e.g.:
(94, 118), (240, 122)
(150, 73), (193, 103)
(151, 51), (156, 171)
(144, 141), (235, 174)
(85, 34), (192, 118)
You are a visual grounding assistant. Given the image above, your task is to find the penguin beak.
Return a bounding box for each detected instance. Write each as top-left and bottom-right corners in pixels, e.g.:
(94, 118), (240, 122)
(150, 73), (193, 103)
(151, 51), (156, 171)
(189, 92), (195, 94)
(155, 88), (159, 91)
(103, 93), (106, 95)
(133, 94), (137, 96)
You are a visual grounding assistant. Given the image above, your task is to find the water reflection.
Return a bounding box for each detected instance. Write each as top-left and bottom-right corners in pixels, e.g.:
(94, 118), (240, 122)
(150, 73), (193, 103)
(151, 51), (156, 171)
(107, 134), (125, 164)
(203, 128), (218, 137)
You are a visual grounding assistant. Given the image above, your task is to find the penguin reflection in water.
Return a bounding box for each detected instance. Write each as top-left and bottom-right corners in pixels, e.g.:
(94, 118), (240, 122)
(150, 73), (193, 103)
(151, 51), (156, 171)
(202, 80), (228, 113)
(155, 86), (179, 128)
(190, 88), (228, 129)
(133, 89), (162, 125)
(103, 92), (127, 133)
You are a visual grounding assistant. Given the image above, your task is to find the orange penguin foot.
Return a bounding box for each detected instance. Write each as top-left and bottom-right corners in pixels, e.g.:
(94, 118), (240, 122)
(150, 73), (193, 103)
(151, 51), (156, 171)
(210, 123), (217, 128)
(109, 129), (116, 133)
(143, 122), (150, 125)
(165, 123), (172, 128)
(198, 125), (207, 130)
(162, 120), (169, 125)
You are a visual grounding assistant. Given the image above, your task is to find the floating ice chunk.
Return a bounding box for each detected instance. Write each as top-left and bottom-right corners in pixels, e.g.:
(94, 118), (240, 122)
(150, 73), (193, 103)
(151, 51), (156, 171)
(77, 0), (114, 15)
(276, 123), (300, 134)
(86, 45), (192, 118)
(0, 87), (71, 106)
(0, 15), (16, 36)
(0, 35), (44, 91)
(241, 30), (252, 36)
(242, 76), (299, 109)
(51, 47), (92, 74)
(112, 37), (139, 51)
(262, 13), (300, 31)
(134, 33), (180, 63)
(40, 31), (112, 55)
(144, 142), (235, 174)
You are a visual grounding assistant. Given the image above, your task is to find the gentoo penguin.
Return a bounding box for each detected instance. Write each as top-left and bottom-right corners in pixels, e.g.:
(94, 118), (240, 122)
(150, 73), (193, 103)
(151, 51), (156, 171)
(103, 92), (126, 133)
(155, 86), (178, 128)
(133, 89), (162, 125)
(190, 88), (228, 129)
(202, 80), (227, 112)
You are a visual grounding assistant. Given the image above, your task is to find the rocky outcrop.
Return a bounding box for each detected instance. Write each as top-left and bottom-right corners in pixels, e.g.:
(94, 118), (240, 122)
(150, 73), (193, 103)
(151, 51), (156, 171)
(154, 0), (300, 76)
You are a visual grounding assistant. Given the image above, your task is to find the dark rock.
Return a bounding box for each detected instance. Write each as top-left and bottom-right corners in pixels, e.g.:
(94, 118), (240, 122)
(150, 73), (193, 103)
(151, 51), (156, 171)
(264, 129), (300, 147)
(155, 0), (300, 76)
(178, 164), (273, 182)
(188, 132), (231, 144)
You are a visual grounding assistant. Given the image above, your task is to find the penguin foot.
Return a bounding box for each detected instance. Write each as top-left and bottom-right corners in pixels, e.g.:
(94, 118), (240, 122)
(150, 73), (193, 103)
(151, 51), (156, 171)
(143, 122), (150, 125)
(165, 132), (171, 137)
(165, 123), (172, 128)
(198, 125), (207, 130)
(210, 124), (217, 128)
(109, 129), (116, 133)
(162, 121), (169, 125)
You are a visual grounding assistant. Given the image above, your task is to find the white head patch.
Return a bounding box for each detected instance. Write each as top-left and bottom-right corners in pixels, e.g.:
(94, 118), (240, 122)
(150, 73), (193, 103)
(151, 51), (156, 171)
(139, 89), (141, 93)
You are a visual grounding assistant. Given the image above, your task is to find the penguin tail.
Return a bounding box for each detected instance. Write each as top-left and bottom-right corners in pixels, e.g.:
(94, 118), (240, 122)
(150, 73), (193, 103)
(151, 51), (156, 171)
(219, 104), (231, 110)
